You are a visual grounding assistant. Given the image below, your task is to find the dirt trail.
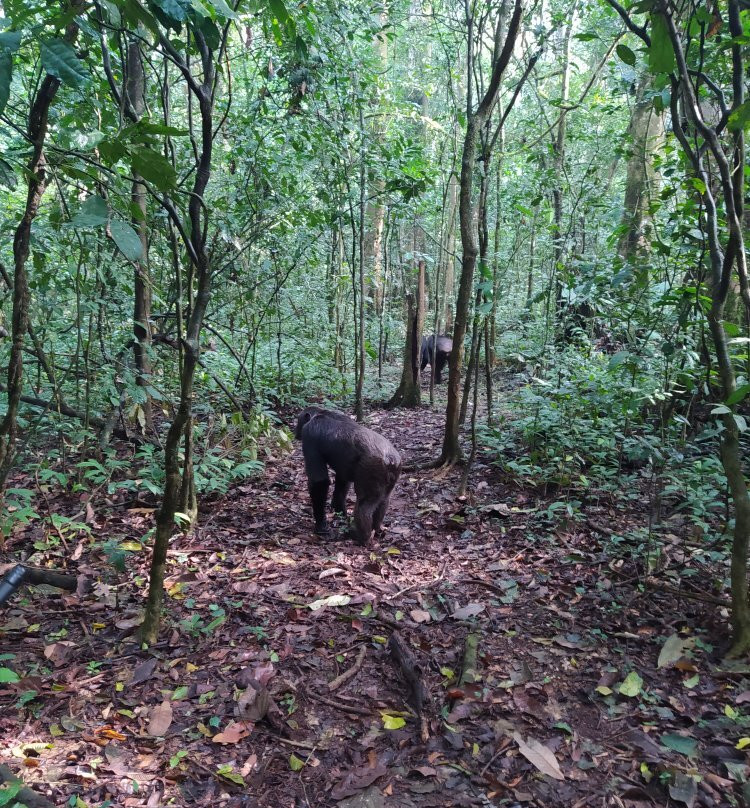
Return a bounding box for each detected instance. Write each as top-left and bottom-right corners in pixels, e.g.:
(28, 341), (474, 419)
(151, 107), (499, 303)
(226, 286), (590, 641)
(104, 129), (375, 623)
(0, 393), (738, 807)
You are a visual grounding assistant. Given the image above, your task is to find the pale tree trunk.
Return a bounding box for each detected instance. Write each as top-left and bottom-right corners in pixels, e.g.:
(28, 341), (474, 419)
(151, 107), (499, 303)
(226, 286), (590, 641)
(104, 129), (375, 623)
(617, 74), (664, 259)
(553, 13), (574, 332)
(364, 4), (388, 314)
(443, 171), (458, 333)
(125, 39), (154, 432)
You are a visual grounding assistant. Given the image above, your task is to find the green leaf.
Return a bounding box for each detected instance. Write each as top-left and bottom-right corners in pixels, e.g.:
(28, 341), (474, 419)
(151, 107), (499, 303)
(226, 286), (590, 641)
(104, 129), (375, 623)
(208, 0), (238, 19)
(0, 667), (20, 683)
(0, 31), (22, 52)
(616, 43), (636, 66)
(691, 177), (706, 194)
(72, 196), (108, 228)
(109, 220), (144, 261)
(618, 671), (643, 697)
(131, 149), (177, 191)
(289, 753), (304, 771)
(41, 38), (88, 87)
(660, 733), (697, 757)
(728, 100), (750, 132)
(268, 0), (289, 25)
(0, 158), (15, 190)
(381, 713), (406, 730)
(151, 0), (190, 24)
(648, 14), (676, 74)
(172, 685), (188, 700)
(0, 50), (11, 117)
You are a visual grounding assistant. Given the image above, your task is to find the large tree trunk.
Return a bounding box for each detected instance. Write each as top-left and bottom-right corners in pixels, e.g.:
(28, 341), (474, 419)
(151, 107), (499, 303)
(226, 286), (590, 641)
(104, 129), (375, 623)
(617, 74), (664, 259)
(386, 261), (425, 408)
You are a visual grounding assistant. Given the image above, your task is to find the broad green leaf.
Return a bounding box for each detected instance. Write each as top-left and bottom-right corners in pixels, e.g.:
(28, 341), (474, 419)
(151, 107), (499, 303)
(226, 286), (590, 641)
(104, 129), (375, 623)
(616, 44), (636, 66)
(109, 220), (144, 261)
(0, 31), (22, 52)
(0, 158), (15, 190)
(41, 38), (88, 87)
(289, 753), (304, 770)
(209, 0), (238, 19)
(0, 667), (20, 683)
(691, 177), (706, 194)
(736, 737), (750, 750)
(269, 0), (289, 24)
(72, 196), (108, 228)
(660, 733), (697, 757)
(618, 671), (643, 697)
(131, 149), (177, 191)
(172, 685), (188, 700)
(152, 0), (190, 24)
(728, 100), (750, 132)
(728, 384), (750, 406)
(711, 404), (731, 415)
(0, 50), (11, 117)
(648, 14), (676, 74)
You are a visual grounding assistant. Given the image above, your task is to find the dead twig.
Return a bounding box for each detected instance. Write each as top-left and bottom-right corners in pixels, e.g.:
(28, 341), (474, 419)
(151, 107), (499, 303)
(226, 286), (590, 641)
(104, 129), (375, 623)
(385, 559), (448, 601)
(305, 688), (373, 717)
(328, 644), (367, 691)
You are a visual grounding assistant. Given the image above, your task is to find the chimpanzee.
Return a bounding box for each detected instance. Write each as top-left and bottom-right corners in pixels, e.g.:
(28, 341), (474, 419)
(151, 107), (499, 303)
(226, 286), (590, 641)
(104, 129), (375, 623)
(420, 334), (453, 383)
(295, 406), (401, 546)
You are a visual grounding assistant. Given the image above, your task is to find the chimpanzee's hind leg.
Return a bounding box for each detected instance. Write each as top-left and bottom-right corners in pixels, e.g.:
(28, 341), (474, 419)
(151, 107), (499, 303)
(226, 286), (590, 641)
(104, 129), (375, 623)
(303, 447), (330, 535)
(331, 476), (351, 515)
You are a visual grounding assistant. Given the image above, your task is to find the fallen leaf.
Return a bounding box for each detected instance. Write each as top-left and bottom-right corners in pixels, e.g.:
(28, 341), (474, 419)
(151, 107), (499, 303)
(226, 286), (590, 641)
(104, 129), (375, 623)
(147, 701), (173, 737)
(308, 594), (351, 611)
(513, 733), (564, 780)
(451, 603), (485, 620)
(331, 762), (388, 800)
(130, 657), (158, 685)
(235, 681), (271, 723)
(336, 785), (386, 808)
(669, 772), (698, 807)
(319, 568), (347, 580)
(410, 609), (431, 623)
(661, 733), (698, 758)
(658, 634), (693, 669)
(618, 671), (643, 697)
(212, 721), (252, 745)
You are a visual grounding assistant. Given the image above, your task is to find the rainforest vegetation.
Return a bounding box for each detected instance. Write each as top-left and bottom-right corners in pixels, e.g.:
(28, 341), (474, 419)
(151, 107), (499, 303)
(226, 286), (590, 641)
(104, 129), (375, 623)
(1, 0), (750, 805)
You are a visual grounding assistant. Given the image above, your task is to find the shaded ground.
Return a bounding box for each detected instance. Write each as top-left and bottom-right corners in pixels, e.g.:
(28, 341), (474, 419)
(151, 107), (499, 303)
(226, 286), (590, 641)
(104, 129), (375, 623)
(1, 378), (748, 807)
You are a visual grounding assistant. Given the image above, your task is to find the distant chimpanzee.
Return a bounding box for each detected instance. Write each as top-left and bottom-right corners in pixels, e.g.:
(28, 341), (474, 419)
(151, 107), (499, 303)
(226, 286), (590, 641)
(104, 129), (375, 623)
(295, 407), (402, 545)
(420, 334), (453, 383)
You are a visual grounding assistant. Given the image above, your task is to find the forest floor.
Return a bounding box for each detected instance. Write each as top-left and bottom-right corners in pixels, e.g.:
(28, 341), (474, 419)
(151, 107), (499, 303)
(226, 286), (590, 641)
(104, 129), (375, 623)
(1, 373), (748, 808)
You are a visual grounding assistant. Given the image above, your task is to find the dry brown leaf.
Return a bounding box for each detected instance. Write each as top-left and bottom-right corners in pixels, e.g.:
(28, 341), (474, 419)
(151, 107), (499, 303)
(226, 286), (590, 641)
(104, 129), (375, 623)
(513, 732), (564, 780)
(212, 720), (252, 744)
(147, 700), (173, 737)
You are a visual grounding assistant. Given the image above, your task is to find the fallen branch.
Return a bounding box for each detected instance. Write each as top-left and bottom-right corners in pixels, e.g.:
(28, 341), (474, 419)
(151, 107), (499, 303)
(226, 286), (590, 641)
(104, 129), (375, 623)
(459, 632), (480, 686)
(305, 688), (372, 716)
(328, 644), (366, 691)
(387, 631), (429, 741)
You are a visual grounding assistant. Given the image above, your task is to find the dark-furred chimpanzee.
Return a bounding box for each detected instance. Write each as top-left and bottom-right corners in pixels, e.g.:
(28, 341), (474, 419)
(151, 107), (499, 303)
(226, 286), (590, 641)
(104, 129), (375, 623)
(295, 406), (401, 546)
(420, 334), (453, 383)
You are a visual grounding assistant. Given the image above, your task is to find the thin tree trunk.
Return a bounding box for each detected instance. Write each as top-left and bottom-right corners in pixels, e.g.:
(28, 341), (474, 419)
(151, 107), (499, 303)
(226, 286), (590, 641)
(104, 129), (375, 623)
(0, 13), (81, 486)
(126, 39), (154, 432)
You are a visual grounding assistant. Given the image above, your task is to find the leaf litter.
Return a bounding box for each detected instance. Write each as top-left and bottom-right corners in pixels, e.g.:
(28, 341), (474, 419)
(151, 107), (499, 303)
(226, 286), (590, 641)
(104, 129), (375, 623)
(0, 388), (747, 807)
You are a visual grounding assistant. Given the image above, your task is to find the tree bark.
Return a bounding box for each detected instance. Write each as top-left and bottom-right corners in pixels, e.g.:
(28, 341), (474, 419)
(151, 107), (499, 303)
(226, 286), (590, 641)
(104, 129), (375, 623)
(440, 0), (522, 463)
